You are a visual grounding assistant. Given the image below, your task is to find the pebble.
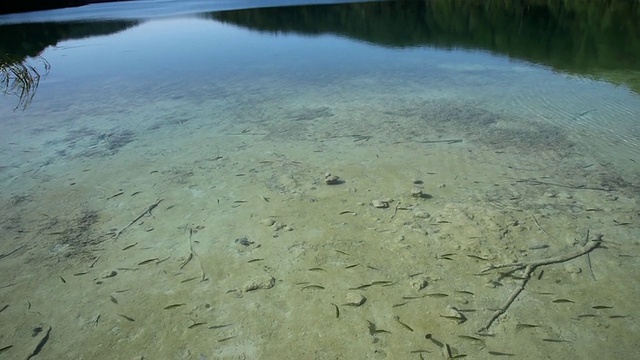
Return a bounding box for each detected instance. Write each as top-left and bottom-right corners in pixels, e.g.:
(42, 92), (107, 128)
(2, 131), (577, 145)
(409, 276), (429, 291)
(260, 218), (276, 226)
(101, 270), (118, 279)
(411, 188), (423, 198)
(441, 305), (466, 322)
(372, 200), (389, 208)
(345, 292), (366, 306)
(564, 264), (582, 274)
(242, 275), (276, 292)
(324, 173), (341, 185)
(271, 222), (286, 231)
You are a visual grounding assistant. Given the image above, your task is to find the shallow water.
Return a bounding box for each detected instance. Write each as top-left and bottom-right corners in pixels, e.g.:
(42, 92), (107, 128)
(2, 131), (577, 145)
(1, 1), (639, 359)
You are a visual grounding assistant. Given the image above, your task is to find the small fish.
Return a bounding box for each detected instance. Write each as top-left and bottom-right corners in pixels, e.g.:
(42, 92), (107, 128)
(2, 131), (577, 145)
(110, 295), (118, 304)
(576, 314), (598, 318)
(0, 345), (13, 354)
(455, 290), (474, 295)
(73, 271), (89, 276)
(118, 314), (135, 322)
(349, 284), (373, 290)
(371, 280), (393, 285)
(488, 350), (515, 356)
(301, 285), (325, 290)
(218, 336), (236, 342)
(180, 277), (198, 283)
(0, 304), (8, 313)
(592, 305), (613, 309)
(188, 322), (207, 329)
(209, 324), (232, 329)
(164, 303), (186, 309)
(458, 335), (484, 343)
(308, 268), (325, 272)
(402, 295), (425, 300)
(26, 326), (51, 360)
(425, 293), (448, 297)
(122, 243), (138, 251)
(608, 315), (630, 319)
(59, 276), (66, 284)
(542, 338), (570, 343)
(331, 303), (340, 318)
(424, 333), (444, 347)
(106, 191), (124, 200)
(552, 299), (575, 304)
(516, 323), (541, 329)
(247, 258), (264, 263)
(137, 258), (158, 265)
(334, 249), (350, 255)
(394, 316), (414, 332)
(345, 264), (359, 269)
(466, 254), (490, 260)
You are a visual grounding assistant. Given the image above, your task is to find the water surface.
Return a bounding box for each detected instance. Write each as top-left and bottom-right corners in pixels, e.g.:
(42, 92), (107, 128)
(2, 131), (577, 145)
(1, 1), (639, 359)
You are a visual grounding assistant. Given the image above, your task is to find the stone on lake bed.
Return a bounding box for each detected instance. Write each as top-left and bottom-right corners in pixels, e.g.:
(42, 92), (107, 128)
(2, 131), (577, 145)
(409, 276), (429, 291)
(324, 173), (341, 185)
(371, 199), (389, 208)
(345, 292), (366, 306)
(242, 274), (276, 292)
(101, 270), (117, 279)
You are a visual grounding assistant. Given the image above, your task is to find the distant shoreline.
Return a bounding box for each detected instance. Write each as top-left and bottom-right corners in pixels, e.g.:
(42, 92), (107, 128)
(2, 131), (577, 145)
(0, 0), (131, 15)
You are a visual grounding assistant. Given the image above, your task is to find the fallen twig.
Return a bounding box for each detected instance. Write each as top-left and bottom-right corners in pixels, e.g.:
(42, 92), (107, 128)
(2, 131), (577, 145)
(479, 235), (602, 332)
(0, 244), (26, 260)
(531, 214), (557, 243)
(515, 178), (611, 191)
(113, 199), (163, 239)
(187, 227), (207, 281)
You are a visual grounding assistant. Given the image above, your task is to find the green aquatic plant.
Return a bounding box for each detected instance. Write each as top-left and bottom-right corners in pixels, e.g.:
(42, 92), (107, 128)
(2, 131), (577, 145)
(1, 55), (50, 110)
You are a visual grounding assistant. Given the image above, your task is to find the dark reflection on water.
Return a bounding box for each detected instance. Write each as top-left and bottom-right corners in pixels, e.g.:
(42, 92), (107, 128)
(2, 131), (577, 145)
(0, 20), (138, 61)
(208, 0), (640, 91)
(0, 20), (137, 109)
(1, 0), (639, 109)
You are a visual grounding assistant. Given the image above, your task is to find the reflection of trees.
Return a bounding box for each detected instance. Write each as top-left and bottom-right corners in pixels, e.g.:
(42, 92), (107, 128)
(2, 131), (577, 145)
(1, 55), (50, 110)
(209, 0), (640, 92)
(0, 19), (137, 109)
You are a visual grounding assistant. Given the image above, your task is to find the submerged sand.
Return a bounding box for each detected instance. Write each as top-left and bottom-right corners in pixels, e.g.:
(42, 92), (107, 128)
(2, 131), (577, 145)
(1, 89), (639, 360)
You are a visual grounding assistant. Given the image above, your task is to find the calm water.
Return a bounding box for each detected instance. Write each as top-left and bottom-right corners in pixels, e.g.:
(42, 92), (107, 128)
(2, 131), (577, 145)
(1, 1), (639, 359)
